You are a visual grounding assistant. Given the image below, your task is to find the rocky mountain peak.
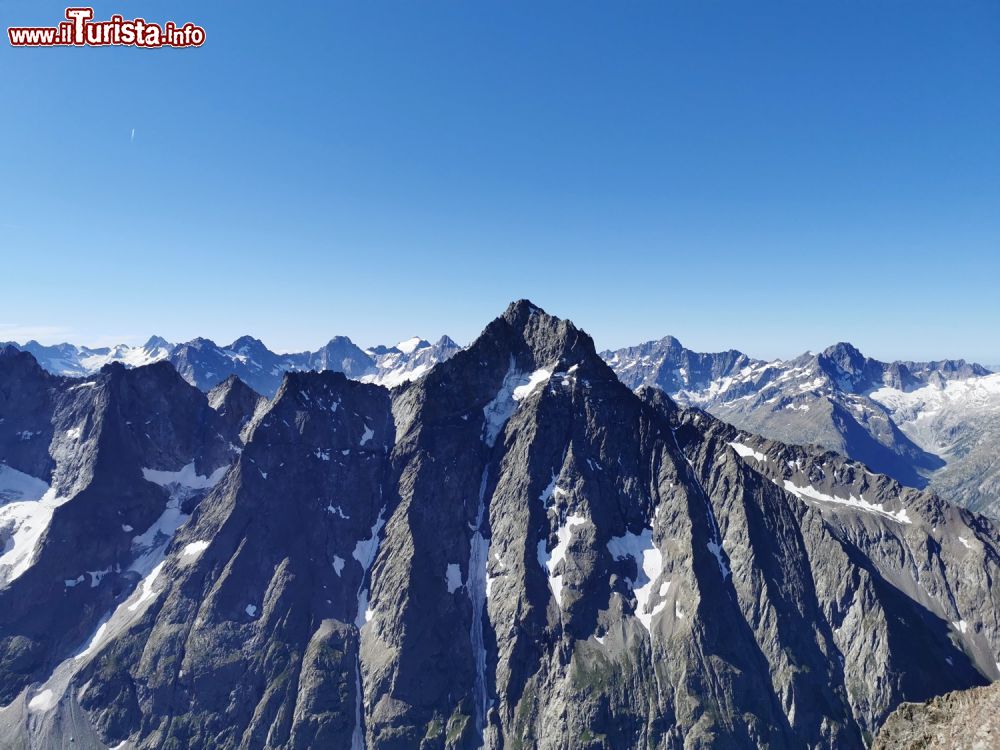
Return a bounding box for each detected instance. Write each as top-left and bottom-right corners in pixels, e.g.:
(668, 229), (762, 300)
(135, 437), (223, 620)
(816, 341), (884, 392)
(142, 335), (172, 350)
(500, 297), (544, 326)
(244, 369), (385, 447)
(821, 340), (864, 360)
(274, 367), (350, 400)
(227, 335), (269, 355)
(207, 374), (262, 439)
(208, 373), (257, 401)
(434, 334), (460, 349)
(180, 336), (219, 351)
(0, 345), (46, 377)
(96, 359), (126, 377)
(322, 335), (360, 348)
(309, 337), (375, 376)
(489, 299), (610, 376)
(819, 341), (868, 373)
(656, 334), (684, 350)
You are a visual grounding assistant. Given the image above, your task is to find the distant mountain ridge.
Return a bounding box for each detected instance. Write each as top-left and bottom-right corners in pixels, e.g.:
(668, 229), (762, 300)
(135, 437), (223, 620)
(603, 337), (999, 516)
(605, 338), (991, 396)
(3, 334), (462, 397)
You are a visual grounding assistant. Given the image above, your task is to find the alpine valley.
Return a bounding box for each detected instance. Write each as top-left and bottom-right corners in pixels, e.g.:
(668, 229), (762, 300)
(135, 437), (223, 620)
(0, 302), (997, 749)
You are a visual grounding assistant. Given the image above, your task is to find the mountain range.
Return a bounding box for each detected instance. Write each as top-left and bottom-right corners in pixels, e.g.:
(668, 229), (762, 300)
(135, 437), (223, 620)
(4, 334), (462, 397)
(603, 338), (999, 518)
(9, 328), (998, 523)
(0, 301), (998, 749)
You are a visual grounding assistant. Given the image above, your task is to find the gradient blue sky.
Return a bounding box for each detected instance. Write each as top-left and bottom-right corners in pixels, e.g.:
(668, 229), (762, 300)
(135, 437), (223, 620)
(1, 1), (997, 362)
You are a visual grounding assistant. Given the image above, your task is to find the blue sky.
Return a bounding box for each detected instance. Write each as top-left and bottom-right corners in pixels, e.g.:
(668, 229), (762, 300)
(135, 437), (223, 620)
(1, 1), (997, 362)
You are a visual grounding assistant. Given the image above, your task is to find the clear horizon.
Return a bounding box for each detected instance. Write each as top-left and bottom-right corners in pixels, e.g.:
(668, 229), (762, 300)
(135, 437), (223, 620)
(2, 1), (998, 363)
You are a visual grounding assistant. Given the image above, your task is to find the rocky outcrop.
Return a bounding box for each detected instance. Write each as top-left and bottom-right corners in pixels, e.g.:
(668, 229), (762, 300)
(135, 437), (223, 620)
(207, 374), (265, 441)
(873, 681), (1000, 749)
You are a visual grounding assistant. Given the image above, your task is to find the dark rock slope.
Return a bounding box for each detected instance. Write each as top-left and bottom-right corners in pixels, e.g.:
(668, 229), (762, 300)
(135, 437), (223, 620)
(0, 347), (238, 710)
(0, 304), (997, 749)
(207, 374), (265, 442)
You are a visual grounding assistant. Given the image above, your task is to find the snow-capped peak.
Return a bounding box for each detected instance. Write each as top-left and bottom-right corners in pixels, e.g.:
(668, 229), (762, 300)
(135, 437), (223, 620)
(395, 337), (430, 355)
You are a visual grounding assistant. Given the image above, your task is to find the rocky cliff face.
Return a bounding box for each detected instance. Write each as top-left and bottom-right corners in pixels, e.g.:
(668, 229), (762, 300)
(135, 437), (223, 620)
(0, 347), (238, 711)
(207, 374), (265, 441)
(0, 305), (997, 749)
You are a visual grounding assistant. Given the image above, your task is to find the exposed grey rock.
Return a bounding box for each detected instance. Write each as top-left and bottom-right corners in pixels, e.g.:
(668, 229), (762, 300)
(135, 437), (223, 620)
(873, 681), (1000, 749)
(207, 374), (265, 441)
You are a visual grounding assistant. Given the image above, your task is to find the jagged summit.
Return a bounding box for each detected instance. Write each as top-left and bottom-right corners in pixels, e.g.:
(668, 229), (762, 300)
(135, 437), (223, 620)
(143, 335), (171, 349)
(227, 335), (270, 355)
(180, 336), (220, 350)
(435, 334), (459, 348)
(395, 300), (606, 393)
(817, 341), (883, 389)
(271, 367), (353, 400)
(93, 357), (173, 383)
(207, 374), (263, 438)
(821, 341), (865, 360)
(207, 372), (257, 409)
(485, 298), (611, 374)
(209, 372), (247, 391)
(0, 344), (35, 364)
(818, 341), (873, 368)
(500, 297), (544, 322)
(654, 334), (684, 349)
(322, 334), (359, 347)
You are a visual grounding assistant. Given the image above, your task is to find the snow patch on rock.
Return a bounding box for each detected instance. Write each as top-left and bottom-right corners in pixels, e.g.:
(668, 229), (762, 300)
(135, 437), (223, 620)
(141, 462), (227, 490)
(181, 540), (209, 558)
(728, 441), (768, 463)
(446, 562), (463, 593)
(607, 528), (666, 631)
(539, 514), (587, 607)
(780, 479), (912, 524)
(0, 485), (69, 586)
